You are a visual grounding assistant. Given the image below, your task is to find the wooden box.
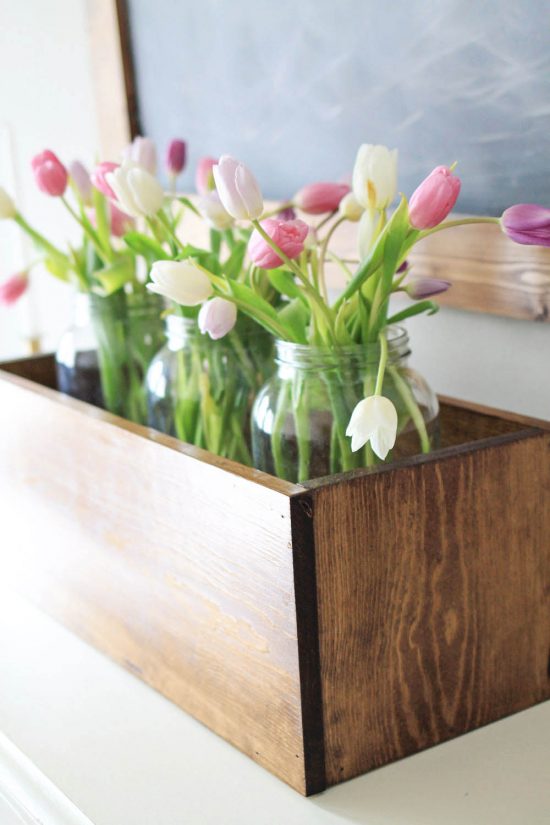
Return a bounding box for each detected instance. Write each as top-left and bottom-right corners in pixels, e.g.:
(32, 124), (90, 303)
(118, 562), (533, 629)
(1, 354), (549, 795)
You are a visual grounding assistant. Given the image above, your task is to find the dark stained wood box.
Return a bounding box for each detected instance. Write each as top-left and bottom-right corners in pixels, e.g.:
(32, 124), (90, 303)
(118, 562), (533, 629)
(1, 354), (549, 795)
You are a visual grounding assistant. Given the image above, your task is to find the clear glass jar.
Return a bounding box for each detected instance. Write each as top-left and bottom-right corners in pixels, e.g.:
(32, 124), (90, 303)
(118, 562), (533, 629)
(90, 289), (165, 424)
(145, 314), (273, 465)
(251, 326), (439, 483)
(55, 292), (103, 408)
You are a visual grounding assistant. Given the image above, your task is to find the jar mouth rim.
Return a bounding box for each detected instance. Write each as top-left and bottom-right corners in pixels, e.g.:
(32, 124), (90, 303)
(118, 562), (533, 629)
(275, 325), (409, 356)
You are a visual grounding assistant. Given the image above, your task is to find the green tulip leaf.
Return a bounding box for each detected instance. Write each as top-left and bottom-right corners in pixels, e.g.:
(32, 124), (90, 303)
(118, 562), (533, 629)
(123, 231), (169, 263)
(267, 268), (307, 305)
(277, 298), (309, 344)
(94, 256), (135, 295)
(386, 300), (439, 325)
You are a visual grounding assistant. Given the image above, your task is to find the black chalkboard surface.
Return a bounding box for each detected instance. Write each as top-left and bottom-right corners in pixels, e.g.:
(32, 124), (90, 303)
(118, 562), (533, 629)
(126, 0), (550, 214)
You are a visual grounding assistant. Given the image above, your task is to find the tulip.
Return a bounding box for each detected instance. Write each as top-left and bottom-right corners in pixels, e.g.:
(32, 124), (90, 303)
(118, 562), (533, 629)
(0, 186), (16, 219)
(198, 297), (237, 340)
(0, 271), (29, 306)
(346, 395), (398, 459)
(408, 165), (461, 229)
(338, 191), (363, 222)
(213, 155), (263, 220)
(357, 210), (379, 259)
(91, 161), (119, 199)
(197, 192), (233, 230)
(294, 182), (350, 215)
(166, 139), (187, 177)
(248, 218), (309, 269)
(195, 156), (217, 195)
(106, 162), (164, 218)
(31, 150), (68, 197)
(123, 136), (157, 174)
(109, 202), (134, 237)
(277, 206), (296, 221)
(352, 144), (398, 210)
(500, 204), (550, 247)
(69, 160), (93, 205)
(406, 278), (451, 299)
(147, 260), (213, 306)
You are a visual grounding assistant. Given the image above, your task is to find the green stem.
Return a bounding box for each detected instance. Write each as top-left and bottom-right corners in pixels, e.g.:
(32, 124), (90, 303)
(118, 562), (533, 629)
(292, 374), (311, 482)
(387, 365), (431, 453)
(271, 382), (291, 480)
(157, 209), (185, 252)
(61, 197), (111, 264)
(374, 332), (388, 395)
(318, 216), (346, 303)
(419, 216), (499, 239)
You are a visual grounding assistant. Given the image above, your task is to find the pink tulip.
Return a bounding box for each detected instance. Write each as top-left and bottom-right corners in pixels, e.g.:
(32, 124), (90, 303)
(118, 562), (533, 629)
(294, 182), (351, 215)
(0, 271), (28, 306)
(198, 297), (237, 340)
(408, 165), (461, 229)
(195, 157), (217, 195)
(248, 218), (309, 269)
(123, 136), (157, 174)
(69, 160), (92, 204)
(166, 139), (187, 176)
(501, 204), (550, 247)
(91, 162), (119, 199)
(406, 278), (451, 299)
(31, 150), (68, 197)
(109, 202), (134, 237)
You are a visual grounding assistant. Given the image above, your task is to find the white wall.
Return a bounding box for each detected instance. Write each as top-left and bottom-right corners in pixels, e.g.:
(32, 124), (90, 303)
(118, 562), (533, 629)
(0, 0), (99, 358)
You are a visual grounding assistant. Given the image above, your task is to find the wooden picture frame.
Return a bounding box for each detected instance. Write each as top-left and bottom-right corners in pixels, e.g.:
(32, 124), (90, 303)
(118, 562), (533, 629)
(86, 0), (550, 325)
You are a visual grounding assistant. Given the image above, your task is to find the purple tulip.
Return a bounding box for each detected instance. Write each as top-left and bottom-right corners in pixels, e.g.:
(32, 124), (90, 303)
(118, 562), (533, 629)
(406, 278), (451, 299)
(501, 204), (550, 247)
(166, 139), (187, 176)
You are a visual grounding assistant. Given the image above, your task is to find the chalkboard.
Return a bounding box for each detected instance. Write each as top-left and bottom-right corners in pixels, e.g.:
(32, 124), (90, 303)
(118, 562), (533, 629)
(126, 0), (550, 215)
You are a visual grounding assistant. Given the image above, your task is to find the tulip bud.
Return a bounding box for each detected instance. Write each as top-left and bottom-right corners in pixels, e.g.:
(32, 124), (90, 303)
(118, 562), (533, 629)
(500, 204), (550, 247)
(147, 260), (213, 306)
(31, 150), (68, 197)
(166, 139), (187, 177)
(0, 271), (29, 306)
(213, 155), (263, 220)
(195, 157), (217, 195)
(91, 162), (119, 199)
(406, 278), (451, 299)
(346, 395), (398, 459)
(294, 182), (350, 215)
(338, 191), (363, 222)
(248, 218), (309, 269)
(69, 160), (93, 205)
(408, 165), (461, 229)
(352, 144), (398, 210)
(123, 136), (157, 175)
(277, 206), (296, 221)
(198, 297), (237, 340)
(106, 162), (164, 218)
(197, 192), (233, 230)
(0, 187), (16, 219)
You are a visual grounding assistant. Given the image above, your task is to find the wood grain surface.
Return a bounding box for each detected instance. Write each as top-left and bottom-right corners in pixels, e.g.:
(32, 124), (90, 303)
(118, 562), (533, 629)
(310, 426), (550, 785)
(0, 361), (317, 793)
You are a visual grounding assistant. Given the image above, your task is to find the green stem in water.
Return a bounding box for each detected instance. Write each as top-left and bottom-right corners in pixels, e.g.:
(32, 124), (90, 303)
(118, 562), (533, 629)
(271, 382), (291, 480)
(387, 365), (431, 453)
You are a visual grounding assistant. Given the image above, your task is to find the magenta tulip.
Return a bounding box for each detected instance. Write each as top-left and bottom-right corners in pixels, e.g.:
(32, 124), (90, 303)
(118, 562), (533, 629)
(248, 218), (309, 269)
(408, 165), (461, 229)
(91, 162), (119, 199)
(294, 182), (351, 215)
(406, 278), (451, 299)
(501, 204), (550, 247)
(195, 156), (217, 195)
(31, 150), (68, 197)
(0, 271), (28, 306)
(166, 139), (187, 176)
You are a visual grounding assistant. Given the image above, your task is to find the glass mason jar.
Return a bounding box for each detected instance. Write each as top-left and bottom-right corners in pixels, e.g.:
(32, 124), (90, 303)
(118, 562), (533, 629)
(251, 326), (439, 483)
(55, 292), (103, 408)
(90, 289), (165, 424)
(145, 314), (273, 465)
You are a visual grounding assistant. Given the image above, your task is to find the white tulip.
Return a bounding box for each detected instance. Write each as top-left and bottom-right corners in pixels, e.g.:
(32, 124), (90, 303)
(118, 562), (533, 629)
(197, 192), (234, 230)
(0, 186), (16, 219)
(346, 395), (398, 459)
(352, 144), (398, 210)
(212, 155), (263, 220)
(338, 191), (363, 222)
(147, 260), (213, 306)
(123, 136), (157, 175)
(198, 297), (237, 339)
(358, 209), (380, 259)
(106, 162), (164, 218)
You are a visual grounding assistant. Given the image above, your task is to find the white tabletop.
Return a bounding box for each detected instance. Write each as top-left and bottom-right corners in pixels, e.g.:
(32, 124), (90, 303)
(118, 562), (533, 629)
(0, 588), (549, 825)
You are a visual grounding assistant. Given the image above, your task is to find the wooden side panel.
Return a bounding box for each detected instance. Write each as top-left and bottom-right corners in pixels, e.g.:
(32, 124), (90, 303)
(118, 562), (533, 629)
(312, 433), (550, 786)
(0, 372), (310, 793)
